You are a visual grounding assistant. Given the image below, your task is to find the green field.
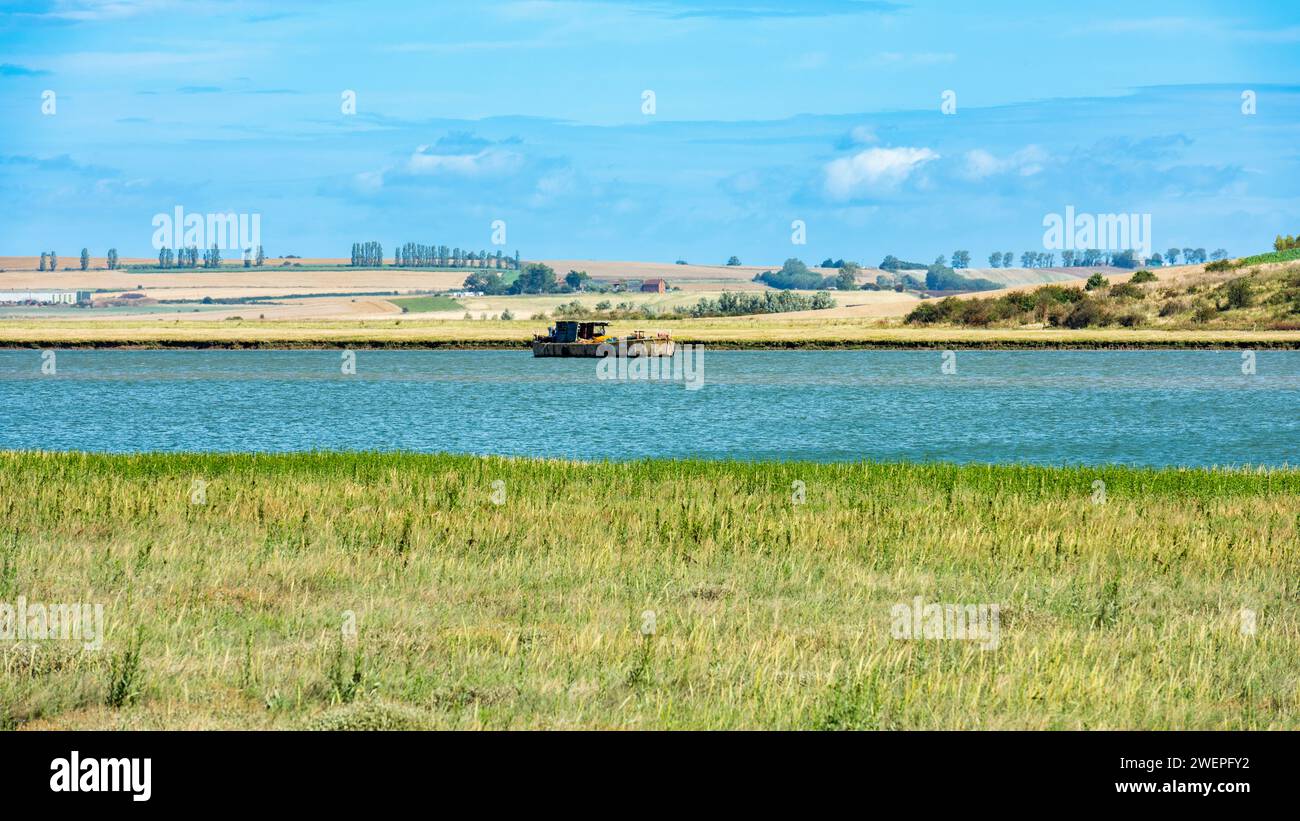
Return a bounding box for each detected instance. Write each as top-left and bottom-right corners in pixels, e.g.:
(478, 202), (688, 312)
(388, 295), (465, 313)
(2, 451), (1296, 730)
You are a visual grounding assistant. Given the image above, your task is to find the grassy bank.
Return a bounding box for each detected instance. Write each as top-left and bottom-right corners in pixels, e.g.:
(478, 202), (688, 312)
(2, 318), (1300, 349)
(2, 451), (1297, 729)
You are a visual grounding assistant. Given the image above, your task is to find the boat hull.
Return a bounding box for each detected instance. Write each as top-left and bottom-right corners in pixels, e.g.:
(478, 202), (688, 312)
(531, 339), (676, 358)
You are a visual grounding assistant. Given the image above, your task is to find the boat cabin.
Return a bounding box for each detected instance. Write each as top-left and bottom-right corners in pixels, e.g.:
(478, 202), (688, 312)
(546, 320), (609, 343)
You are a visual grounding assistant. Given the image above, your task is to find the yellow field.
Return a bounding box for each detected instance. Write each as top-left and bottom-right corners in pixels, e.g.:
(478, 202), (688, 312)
(1, 315), (1297, 348)
(0, 255), (1120, 327)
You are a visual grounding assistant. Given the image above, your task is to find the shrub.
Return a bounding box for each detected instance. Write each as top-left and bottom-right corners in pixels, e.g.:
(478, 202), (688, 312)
(957, 300), (995, 326)
(499, 309), (515, 321)
(1108, 283), (1145, 300)
(1220, 277), (1254, 310)
(1115, 310), (1145, 328)
(1064, 299), (1105, 329)
(1042, 302), (1072, 327)
(1036, 285), (1085, 304)
(1085, 273), (1109, 291)
(1005, 291), (1036, 313)
(1129, 270), (1157, 284)
(1204, 258), (1235, 273)
(1158, 299), (1189, 317)
(1193, 302), (1217, 323)
(105, 630), (144, 708)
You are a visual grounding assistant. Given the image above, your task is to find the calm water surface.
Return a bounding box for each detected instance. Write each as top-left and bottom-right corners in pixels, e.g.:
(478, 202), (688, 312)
(0, 349), (1296, 466)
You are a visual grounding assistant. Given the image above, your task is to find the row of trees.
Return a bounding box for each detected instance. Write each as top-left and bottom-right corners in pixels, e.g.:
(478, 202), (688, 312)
(352, 241), (523, 269)
(863, 248), (1231, 272)
(755, 258), (860, 290)
(351, 241), (384, 267)
(674, 290), (834, 318)
(924, 258), (1001, 292)
(463, 262), (560, 295)
(37, 246), (270, 271)
(39, 249), (120, 271)
(1151, 248), (1226, 265)
(156, 245), (265, 268)
(394, 244), (521, 269)
(1274, 235), (1299, 251)
(984, 249), (1147, 269)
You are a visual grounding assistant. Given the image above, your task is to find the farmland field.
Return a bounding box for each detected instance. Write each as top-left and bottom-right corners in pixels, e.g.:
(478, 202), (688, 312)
(2, 316), (1298, 348)
(389, 296), (465, 313)
(2, 451), (1296, 730)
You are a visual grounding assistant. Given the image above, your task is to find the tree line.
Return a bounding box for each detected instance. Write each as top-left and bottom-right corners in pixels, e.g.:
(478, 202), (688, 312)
(155, 245), (264, 268)
(39, 249), (122, 271)
(352, 241), (523, 269)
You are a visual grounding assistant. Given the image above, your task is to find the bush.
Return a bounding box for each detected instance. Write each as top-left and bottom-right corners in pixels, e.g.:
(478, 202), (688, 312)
(1042, 302), (1072, 327)
(1193, 302), (1217, 323)
(905, 296), (964, 324)
(753, 259), (824, 290)
(957, 300), (995, 326)
(1109, 283), (1145, 300)
(1129, 270), (1157, 284)
(1085, 273), (1109, 291)
(1158, 299), (1188, 317)
(1220, 277), (1254, 310)
(1064, 299), (1105, 329)
(499, 309), (515, 321)
(1005, 292), (1036, 313)
(1035, 285), (1086, 305)
(905, 301), (943, 324)
(1204, 258), (1235, 272)
(1115, 310), (1145, 328)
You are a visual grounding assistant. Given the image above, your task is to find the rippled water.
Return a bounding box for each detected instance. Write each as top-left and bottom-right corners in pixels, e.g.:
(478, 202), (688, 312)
(0, 349), (1296, 466)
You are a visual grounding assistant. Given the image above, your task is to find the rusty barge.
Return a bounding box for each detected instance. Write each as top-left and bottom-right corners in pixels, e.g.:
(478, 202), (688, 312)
(531, 320), (675, 358)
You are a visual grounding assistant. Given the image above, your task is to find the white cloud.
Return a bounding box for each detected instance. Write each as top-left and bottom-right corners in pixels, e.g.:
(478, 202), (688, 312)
(961, 146), (1047, 180)
(354, 170), (385, 193)
(406, 146), (523, 177)
(823, 146), (937, 200)
(848, 125), (878, 145)
(529, 168), (577, 206)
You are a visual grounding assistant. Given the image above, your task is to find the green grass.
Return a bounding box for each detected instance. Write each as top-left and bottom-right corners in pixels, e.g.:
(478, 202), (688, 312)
(389, 295), (464, 313)
(1, 451), (1297, 730)
(1234, 248), (1300, 268)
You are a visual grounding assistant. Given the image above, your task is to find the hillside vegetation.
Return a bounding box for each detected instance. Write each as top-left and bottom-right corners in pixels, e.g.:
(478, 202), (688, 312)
(907, 259), (1300, 331)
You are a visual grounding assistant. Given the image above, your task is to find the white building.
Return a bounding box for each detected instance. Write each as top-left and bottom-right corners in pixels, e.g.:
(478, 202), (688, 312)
(0, 290), (91, 305)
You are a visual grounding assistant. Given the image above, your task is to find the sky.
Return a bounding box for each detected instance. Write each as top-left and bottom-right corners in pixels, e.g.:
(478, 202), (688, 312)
(1, 0), (1298, 266)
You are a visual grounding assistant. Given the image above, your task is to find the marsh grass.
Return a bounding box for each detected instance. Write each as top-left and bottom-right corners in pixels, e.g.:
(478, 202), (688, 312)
(0, 451), (1297, 729)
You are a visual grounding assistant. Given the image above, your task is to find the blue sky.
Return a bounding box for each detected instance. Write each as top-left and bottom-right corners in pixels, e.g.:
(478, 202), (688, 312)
(1, 0), (1298, 265)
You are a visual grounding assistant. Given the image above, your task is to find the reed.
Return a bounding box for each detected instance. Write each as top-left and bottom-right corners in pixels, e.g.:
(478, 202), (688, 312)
(1, 451), (1296, 729)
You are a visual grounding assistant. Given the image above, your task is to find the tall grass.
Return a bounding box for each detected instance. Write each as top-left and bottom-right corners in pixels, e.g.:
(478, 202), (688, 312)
(1, 451), (1297, 729)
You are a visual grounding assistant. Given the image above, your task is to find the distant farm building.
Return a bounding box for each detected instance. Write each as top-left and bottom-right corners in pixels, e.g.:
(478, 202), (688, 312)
(640, 278), (667, 293)
(0, 290), (90, 305)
